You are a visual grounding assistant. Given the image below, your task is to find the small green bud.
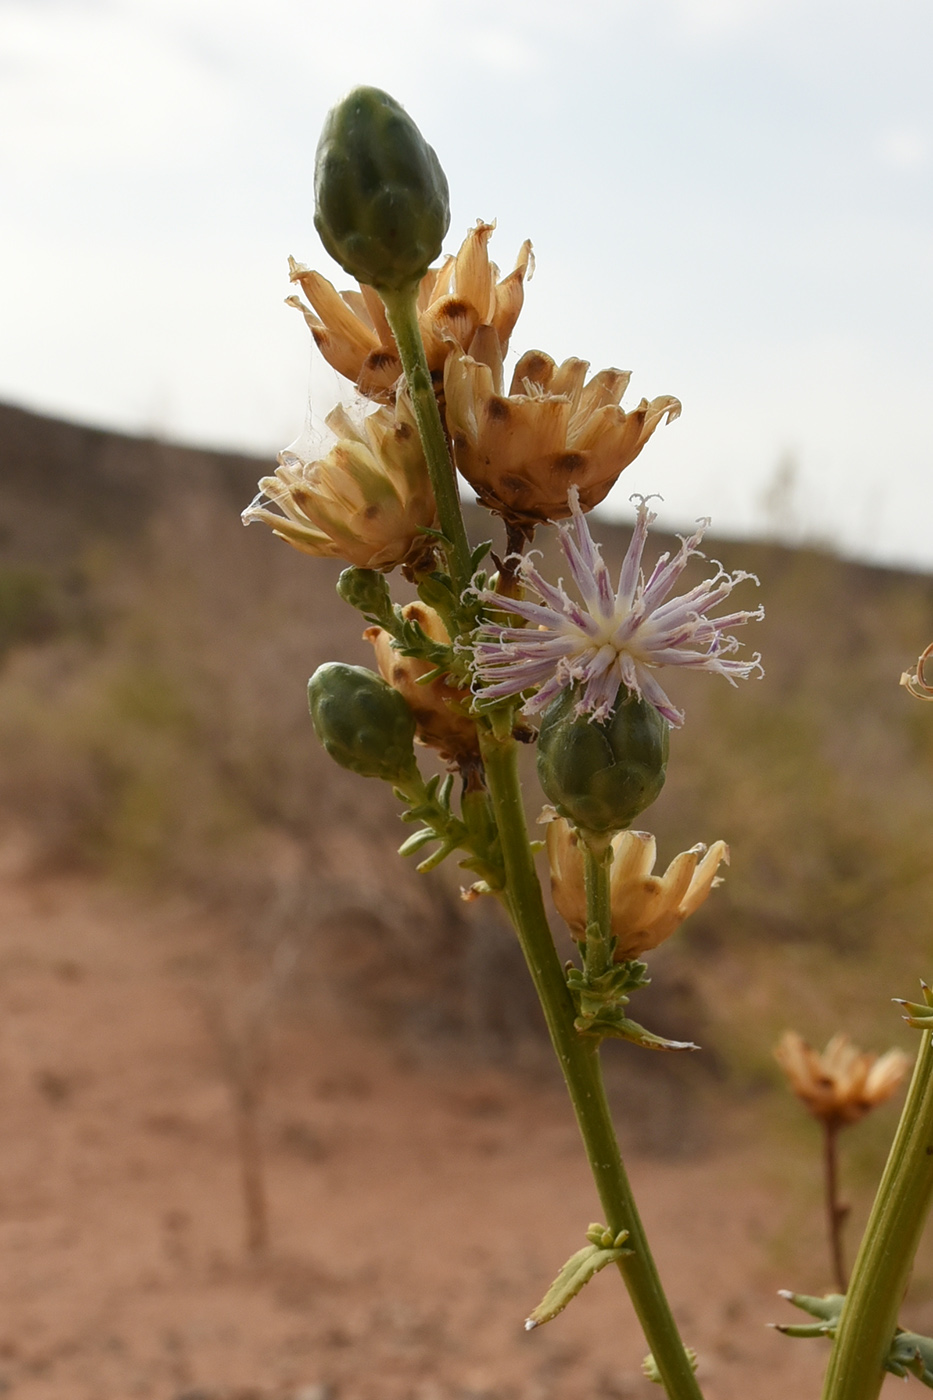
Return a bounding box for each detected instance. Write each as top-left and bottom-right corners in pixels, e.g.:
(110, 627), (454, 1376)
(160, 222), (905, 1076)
(314, 87), (450, 293)
(336, 566), (393, 626)
(308, 662), (418, 784)
(537, 688), (669, 834)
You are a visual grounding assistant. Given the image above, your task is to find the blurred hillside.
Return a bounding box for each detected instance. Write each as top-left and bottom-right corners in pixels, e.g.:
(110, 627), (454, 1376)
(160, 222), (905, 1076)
(2, 399), (933, 1147)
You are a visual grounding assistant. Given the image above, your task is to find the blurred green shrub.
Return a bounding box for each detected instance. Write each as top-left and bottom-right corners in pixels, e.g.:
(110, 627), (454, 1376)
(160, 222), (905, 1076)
(0, 566), (57, 657)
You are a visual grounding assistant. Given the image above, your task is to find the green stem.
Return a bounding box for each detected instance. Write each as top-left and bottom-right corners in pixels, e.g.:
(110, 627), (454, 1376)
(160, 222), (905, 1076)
(583, 838), (614, 979)
(821, 1029), (933, 1400)
(479, 729), (704, 1400)
(380, 287), (473, 593)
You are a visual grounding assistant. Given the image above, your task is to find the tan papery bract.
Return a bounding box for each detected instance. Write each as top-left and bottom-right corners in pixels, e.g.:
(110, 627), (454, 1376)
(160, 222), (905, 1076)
(774, 1031), (910, 1127)
(901, 641), (933, 700)
(287, 220), (533, 402)
(365, 603), (480, 765)
(444, 348), (680, 534)
(242, 391), (437, 573)
(546, 818), (728, 960)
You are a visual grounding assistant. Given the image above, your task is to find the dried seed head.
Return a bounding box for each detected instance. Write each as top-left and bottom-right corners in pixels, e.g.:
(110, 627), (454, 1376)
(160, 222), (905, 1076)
(546, 817), (728, 959)
(774, 1031), (910, 1127)
(444, 348), (679, 534)
(242, 392), (437, 574)
(288, 220), (533, 402)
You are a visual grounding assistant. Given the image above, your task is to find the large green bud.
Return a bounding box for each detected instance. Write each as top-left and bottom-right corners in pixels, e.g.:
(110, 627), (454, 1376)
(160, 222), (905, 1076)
(314, 87), (450, 293)
(537, 687), (669, 835)
(308, 662), (418, 784)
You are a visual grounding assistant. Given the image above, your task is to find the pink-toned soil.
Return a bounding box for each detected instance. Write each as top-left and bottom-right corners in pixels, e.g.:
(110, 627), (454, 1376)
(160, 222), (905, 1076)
(0, 845), (897, 1400)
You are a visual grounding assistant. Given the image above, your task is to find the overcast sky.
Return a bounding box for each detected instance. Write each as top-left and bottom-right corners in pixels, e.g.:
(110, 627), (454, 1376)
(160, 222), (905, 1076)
(2, 0), (932, 567)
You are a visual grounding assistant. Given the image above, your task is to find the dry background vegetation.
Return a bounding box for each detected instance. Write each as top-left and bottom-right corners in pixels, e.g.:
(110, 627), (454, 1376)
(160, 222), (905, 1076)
(2, 400), (933, 1398)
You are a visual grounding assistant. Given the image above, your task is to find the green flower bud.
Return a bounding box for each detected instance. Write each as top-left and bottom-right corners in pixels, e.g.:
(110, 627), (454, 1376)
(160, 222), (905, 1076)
(308, 662), (418, 784)
(314, 87), (450, 293)
(336, 566), (393, 626)
(536, 687), (669, 834)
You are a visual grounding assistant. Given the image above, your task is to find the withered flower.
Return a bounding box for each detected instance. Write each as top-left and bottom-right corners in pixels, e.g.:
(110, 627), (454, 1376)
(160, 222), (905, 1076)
(901, 641), (933, 700)
(444, 346), (680, 535)
(774, 1031), (910, 1127)
(546, 817), (728, 960)
(365, 602), (480, 766)
(242, 393), (436, 573)
(287, 220), (533, 402)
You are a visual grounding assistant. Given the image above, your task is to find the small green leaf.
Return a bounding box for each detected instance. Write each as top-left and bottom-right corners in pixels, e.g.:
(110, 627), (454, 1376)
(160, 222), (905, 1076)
(470, 540), (493, 571)
(398, 828), (439, 857)
(524, 1229), (631, 1330)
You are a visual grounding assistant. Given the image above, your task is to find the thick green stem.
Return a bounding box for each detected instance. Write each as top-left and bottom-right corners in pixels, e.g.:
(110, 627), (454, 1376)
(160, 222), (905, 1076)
(480, 729), (704, 1400)
(380, 287), (473, 593)
(821, 1029), (933, 1400)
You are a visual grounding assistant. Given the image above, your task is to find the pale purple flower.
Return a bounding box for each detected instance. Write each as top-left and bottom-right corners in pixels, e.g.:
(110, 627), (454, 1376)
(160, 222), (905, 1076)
(472, 488), (763, 727)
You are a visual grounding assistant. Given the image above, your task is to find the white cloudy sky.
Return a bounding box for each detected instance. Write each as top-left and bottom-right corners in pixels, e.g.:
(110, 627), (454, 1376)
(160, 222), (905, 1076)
(2, 0), (932, 565)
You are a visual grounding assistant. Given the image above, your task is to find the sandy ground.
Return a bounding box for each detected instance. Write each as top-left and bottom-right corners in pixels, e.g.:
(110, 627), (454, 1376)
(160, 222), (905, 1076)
(0, 847), (907, 1400)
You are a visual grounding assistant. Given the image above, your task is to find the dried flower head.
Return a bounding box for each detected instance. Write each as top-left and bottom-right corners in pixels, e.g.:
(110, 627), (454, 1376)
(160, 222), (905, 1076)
(444, 347), (680, 536)
(473, 487), (763, 727)
(242, 394), (436, 573)
(901, 641), (933, 700)
(546, 817), (728, 960)
(365, 602), (479, 766)
(774, 1031), (910, 1127)
(287, 220), (532, 402)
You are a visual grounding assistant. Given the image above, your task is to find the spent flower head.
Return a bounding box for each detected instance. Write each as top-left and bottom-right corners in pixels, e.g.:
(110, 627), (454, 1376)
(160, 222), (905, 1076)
(473, 488), (763, 727)
(546, 817), (728, 960)
(445, 347), (679, 536)
(901, 641), (933, 700)
(242, 393), (436, 574)
(287, 220), (532, 403)
(365, 602), (480, 766)
(774, 1031), (910, 1127)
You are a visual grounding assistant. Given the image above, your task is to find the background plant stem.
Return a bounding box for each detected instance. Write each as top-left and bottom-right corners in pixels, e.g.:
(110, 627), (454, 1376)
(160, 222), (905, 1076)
(480, 730), (704, 1400)
(821, 1028), (933, 1400)
(823, 1119), (849, 1293)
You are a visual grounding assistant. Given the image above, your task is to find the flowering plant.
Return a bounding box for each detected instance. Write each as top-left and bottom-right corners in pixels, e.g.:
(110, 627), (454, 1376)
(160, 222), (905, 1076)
(245, 84), (933, 1400)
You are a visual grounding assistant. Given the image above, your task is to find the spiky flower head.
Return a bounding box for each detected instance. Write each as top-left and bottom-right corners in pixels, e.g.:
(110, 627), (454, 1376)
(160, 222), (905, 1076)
(774, 1031), (910, 1127)
(546, 817), (728, 960)
(473, 488), (763, 727)
(242, 393), (436, 574)
(287, 221), (532, 403)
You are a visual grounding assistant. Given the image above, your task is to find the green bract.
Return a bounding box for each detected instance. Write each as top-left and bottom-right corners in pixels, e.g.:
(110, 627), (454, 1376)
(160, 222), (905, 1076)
(308, 662), (418, 784)
(537, 687), (669, 834)
(314, 87), (450, 293)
